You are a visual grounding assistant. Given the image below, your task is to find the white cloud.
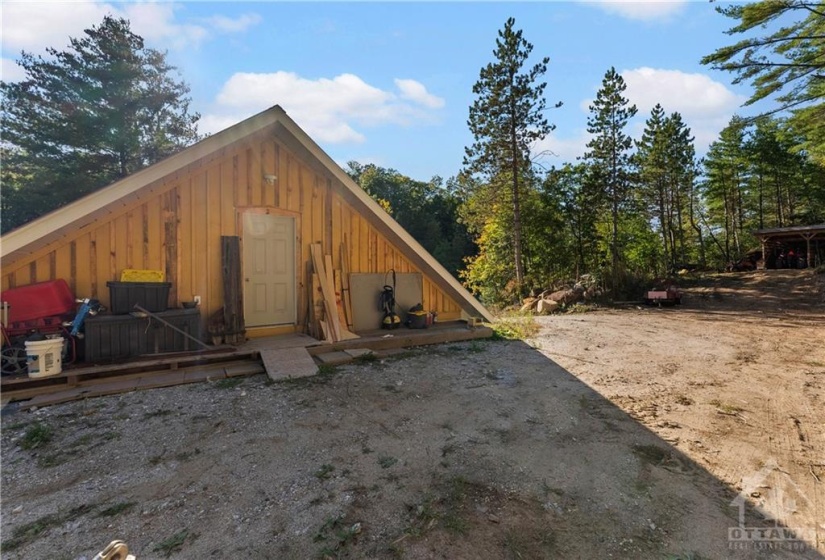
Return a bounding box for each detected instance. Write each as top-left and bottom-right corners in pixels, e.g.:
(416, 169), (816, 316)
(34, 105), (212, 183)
(582, 0), (687, 22)
(122, 3), (209, 50)
(394, 78), (445, 109)
(1, 2), (115, 53)
(620, 67), (746, 151)
(0, 2), (258, 60)
(532, 129), (592, 166)
(204, 71), (444, 143)
(202, 13), (262, 34)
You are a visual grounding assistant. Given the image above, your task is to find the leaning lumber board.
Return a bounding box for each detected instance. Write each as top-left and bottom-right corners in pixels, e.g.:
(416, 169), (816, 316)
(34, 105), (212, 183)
(334, 270), (347, 328)
(324, 254), (342, 341)
(340, 241), (354, 329)
(311, 243), (341, 341)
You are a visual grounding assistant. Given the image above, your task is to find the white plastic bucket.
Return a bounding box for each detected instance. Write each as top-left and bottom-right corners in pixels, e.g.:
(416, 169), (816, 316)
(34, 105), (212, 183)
(25, 337), (64, 378)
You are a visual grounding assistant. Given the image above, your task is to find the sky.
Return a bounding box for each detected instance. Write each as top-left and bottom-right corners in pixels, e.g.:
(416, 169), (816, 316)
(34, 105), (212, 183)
(1, 1), (763, 182)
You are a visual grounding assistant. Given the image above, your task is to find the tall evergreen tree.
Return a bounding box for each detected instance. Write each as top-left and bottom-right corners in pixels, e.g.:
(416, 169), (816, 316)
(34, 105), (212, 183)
(701, 0), (825, 165)
(635, 105), (671, 271)
(463, 17), (560, 297)
(702, 116), (750, 261)
(582, 67), (637, 287)
(1, 16), (201, 232)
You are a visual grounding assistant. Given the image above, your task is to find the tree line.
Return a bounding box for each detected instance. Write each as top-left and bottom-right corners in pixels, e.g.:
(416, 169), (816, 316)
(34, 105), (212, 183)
(2, 5), (823, 305)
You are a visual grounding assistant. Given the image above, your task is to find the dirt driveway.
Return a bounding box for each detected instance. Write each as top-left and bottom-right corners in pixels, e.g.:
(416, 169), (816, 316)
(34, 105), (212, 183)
(2, 270), (823, 559)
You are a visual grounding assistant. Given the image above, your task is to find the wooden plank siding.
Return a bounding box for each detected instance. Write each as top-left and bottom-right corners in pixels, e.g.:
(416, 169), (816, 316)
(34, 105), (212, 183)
(0, 128), (463, 333)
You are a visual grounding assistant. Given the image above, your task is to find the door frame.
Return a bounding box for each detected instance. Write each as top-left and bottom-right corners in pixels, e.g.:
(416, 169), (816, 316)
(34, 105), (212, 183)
(239, 207), (301, 328)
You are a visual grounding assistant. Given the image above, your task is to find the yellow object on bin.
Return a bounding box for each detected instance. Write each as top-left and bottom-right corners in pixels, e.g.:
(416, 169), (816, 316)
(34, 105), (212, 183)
(120, 269), (165, 282)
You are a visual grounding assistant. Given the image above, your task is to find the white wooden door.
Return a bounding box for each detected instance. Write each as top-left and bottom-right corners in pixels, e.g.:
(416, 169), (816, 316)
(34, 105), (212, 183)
(242, 213), (296, 327)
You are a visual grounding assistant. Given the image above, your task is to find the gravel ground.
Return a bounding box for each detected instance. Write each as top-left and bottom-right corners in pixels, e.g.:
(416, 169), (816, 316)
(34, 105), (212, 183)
(1, 269), (823, 559)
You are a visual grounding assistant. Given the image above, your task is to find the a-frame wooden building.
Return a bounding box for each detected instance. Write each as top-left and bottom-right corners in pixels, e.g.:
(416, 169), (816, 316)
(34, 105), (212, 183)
(1, 105), (492, 341)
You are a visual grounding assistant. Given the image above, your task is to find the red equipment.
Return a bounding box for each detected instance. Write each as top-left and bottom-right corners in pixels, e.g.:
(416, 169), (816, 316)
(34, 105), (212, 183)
(1, 279), (78, 375)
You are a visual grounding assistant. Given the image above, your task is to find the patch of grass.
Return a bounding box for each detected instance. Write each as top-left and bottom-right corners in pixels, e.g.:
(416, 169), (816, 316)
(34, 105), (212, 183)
(148, 454), (165, 466)
(399, 495), (440, 541)
(491, 314), (539, 340)
(96, 501), (137, 518)
(153, 529), (192, 557)
(71, 434), (96, 447)
(378, 455), (398, 469)
(441, 476), (471, 535)
(632, 444), (669, 465)
(354, 353), (378, 363)
(1, 504), (94, 552)
(315, 463), (335, 480)
(318, 364), (338, 376)
(37, 453), (67, 468)
(19, 422), (53, 450)
(467, 340), (486, 353)
(143, 409), (174, 419)
(213, 377), (243, 389)
(1, 513), (62, 551)
(314, 514), (361, 558)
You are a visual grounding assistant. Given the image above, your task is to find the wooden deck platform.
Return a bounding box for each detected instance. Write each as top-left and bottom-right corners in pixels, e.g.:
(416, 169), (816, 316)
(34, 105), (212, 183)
(1, 321), (492, 409)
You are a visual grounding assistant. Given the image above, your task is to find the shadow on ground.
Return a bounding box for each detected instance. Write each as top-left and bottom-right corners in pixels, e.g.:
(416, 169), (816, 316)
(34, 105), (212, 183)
(2, 330), (823, 558)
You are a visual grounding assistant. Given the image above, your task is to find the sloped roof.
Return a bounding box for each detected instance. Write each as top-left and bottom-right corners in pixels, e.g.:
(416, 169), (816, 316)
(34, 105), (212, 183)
(1, 105), (493, 322)
(753, 224), (825, 238)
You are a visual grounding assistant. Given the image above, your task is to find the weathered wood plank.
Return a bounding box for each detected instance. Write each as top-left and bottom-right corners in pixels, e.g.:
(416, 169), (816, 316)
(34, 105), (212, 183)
(222, 236), (245, 344)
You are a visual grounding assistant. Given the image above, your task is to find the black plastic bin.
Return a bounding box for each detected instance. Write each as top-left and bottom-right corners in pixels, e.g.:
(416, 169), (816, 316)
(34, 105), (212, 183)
(107, 281), (171, 314)
(83, 308), (201, 362)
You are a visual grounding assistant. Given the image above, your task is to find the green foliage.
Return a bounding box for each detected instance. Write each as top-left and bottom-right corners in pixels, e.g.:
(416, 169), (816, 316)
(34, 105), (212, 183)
(346, 163), (474, 276)
(701, 0), (825, 165)
(0, 15), (200, 233)
(19, 422), (53, 450)
(96, 501), (138, 518)
(491, 314), (540, 340)
(463, 17), (561, 294)
(583, 67), (639, 293)
(378, 455), (398, 469)
(701, 114), (823, 267)
(153, 529), (192, 557)
(314, 463), (335, 479)
(2, 504), (94, 552)
(635, 106), (700, 273)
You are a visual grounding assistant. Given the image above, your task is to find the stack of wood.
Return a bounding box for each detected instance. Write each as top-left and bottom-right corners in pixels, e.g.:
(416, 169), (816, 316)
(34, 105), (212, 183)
(308, 242), (358, 342)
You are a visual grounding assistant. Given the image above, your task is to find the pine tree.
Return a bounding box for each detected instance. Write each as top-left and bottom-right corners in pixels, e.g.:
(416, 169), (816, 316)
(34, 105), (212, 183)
(701, 1), (825, 165)
(582, 67), (637, 287)
(703, 116), (750, 261)
(1, 16), (201, 232)
(463, 17), (560, 297)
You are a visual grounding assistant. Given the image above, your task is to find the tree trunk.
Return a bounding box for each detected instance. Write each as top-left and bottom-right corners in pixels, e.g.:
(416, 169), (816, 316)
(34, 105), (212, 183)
(689, 187), (706, 266)
(510, 113), (524, 296)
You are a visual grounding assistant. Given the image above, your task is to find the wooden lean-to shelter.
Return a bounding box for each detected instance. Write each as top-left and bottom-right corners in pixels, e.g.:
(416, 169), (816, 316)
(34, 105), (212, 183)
(1, 105), (492, 347)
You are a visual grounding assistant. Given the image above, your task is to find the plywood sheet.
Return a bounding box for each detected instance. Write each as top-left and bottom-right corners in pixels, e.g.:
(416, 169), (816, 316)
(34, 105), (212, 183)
(261, 347), (318, 381)
(349, 273), (423, 332)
